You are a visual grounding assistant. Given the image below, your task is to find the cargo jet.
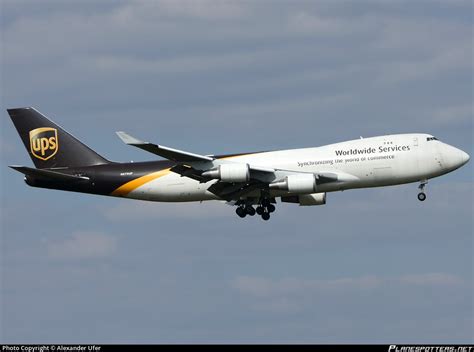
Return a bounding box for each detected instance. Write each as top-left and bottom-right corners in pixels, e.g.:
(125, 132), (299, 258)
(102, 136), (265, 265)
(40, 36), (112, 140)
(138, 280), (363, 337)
(7, 108), (470, 221)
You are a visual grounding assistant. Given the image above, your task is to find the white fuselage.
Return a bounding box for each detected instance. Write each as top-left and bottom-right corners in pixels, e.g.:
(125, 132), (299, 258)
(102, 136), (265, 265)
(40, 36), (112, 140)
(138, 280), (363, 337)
(124, 133), (469, 202)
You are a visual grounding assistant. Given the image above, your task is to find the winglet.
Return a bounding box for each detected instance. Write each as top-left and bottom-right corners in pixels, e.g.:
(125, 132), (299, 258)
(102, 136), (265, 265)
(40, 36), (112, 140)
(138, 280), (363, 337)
(116, 131), (145, 145)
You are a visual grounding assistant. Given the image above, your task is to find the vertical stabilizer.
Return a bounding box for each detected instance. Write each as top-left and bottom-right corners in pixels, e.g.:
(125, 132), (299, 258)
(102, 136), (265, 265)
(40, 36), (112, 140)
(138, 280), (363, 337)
(7, 107), (109, 169)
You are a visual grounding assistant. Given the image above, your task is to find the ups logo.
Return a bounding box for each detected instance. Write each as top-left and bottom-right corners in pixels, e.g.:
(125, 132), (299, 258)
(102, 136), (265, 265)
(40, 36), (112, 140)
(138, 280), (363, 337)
(29, 127), (58, 161)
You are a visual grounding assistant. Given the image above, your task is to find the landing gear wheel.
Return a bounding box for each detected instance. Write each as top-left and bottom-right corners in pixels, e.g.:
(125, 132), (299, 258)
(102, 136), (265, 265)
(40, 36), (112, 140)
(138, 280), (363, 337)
(261, 212), (270, 221)
(256, 206), (264, 215)
(417, 180), (428, 201)
(417, 192), (426, 202)
(236, 207), (247, 218)
(246, 206), (256, 216)
(267, 204), (276, 213)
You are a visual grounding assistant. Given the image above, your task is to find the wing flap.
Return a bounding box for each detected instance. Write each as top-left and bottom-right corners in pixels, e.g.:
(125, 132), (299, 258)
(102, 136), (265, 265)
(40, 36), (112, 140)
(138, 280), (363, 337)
(208, 180), (266, 201)
(169, 164), (212, 183)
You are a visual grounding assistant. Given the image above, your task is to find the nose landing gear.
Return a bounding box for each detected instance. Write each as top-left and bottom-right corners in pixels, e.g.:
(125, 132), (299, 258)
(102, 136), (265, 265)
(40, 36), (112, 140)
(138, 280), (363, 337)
(417, 180), (428, 201)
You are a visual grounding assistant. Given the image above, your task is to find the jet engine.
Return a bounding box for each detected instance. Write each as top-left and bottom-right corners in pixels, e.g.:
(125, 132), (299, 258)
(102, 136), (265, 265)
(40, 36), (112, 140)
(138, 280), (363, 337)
(202, 163), (250, 182)
(270, 174), (317, 193)
(281, 192), (327, 206)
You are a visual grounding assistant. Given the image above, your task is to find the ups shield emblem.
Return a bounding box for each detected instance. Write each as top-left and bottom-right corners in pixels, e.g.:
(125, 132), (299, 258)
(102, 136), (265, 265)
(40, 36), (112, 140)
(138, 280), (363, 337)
(29, 127), (58, 161)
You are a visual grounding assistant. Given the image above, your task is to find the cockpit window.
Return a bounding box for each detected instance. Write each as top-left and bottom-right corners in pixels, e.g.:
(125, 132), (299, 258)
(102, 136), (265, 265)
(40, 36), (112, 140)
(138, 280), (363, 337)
(426, 136), (438, 141)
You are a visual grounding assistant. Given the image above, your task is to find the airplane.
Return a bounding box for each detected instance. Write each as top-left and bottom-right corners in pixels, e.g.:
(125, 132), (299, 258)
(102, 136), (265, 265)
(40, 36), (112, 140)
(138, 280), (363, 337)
(7, 107), (470, 221)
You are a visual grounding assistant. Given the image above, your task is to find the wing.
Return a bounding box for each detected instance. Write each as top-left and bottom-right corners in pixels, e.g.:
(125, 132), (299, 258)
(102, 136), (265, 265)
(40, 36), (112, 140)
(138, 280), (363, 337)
(116, 132), (359, 200)
(116, 131), (214, 162)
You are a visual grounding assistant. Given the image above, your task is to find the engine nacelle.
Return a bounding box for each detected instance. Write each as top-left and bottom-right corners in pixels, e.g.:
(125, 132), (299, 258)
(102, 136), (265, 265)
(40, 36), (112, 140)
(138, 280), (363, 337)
(270, 174), (317, 194)
(298, 192), (326, 206)
(202, 163), (250, 182)
(281, 192), (327, 206)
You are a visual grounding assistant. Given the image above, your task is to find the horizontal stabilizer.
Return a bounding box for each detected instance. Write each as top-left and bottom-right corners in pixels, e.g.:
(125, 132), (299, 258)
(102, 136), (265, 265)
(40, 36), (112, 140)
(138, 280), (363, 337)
(9, 165), (90, 182)
(116, 131), (214, 163)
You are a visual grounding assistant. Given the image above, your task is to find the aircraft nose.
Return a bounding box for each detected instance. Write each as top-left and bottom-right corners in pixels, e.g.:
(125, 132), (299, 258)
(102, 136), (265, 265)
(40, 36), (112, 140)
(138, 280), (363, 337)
(459, 149), (470, 166)
(442, 144), (470, 171)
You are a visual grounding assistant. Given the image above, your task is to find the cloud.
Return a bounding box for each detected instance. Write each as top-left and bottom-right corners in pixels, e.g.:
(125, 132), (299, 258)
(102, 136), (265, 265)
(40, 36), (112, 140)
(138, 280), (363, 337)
(47, 231), (117, 260)
(230, 273), (466, 313)
(231, 274), (382, 298)
(430, 104), (473, 126)
(114, 0), (247, 21)
(287, 11), (374, 37)
(398, 273), (465, 286)
(2, 0), (471, 149)
(373, 44), (471, 85)
(102, 199), (230, 222)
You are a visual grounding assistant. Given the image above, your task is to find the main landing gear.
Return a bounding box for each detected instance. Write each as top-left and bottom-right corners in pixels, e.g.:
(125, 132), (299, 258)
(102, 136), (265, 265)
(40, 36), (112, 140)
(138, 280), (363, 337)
(417, 180), (428, 202)
(235, 204), (256, 218)
(235, 198), (276, 221)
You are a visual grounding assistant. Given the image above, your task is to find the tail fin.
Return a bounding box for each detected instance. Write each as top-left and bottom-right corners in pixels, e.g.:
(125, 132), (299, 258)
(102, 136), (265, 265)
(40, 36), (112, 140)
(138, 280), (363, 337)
(7, 107), (109, 169)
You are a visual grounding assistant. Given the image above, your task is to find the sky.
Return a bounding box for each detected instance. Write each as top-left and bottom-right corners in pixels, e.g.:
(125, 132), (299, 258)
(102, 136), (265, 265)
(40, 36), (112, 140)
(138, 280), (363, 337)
(0, 0), (473, 343)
